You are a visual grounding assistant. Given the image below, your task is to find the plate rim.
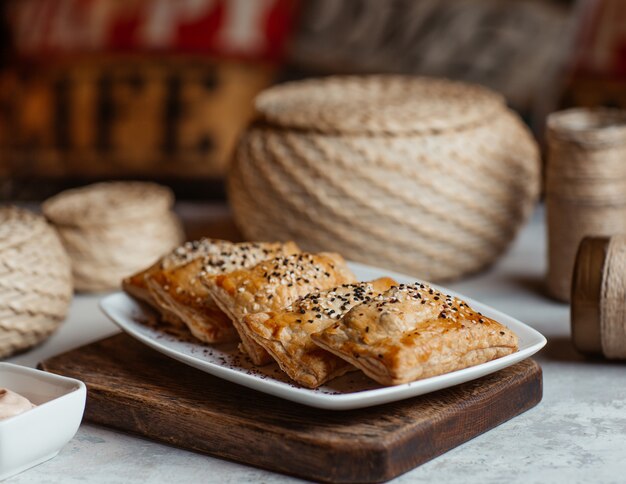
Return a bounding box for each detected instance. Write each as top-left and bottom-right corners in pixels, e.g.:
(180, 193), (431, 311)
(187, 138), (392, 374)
(99, 261), (547, 410)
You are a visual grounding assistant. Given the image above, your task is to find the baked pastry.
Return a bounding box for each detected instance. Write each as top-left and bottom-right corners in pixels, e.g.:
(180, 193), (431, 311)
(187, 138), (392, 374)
(122, 239), (219, 327)
(311, 283), (518, 385)
(203, 252), (357, 365)
(244, 278), (396, 388)
(142, 240), (300, 343)
(122, 239), (299, 333)
(121, 239), (240, 324)
(123, 260), (183, 326)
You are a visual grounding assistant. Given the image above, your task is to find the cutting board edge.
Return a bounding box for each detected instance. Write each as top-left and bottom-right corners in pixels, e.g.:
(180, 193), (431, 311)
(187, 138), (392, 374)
(380, 359), (543, 481)
(39, 335), (544, 484)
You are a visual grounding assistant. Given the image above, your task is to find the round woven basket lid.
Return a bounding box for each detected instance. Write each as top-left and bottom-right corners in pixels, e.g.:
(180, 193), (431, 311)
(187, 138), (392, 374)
(0, 206), (49, 250)
(255, 75), (504, 134)
(42, 182), (175, 226)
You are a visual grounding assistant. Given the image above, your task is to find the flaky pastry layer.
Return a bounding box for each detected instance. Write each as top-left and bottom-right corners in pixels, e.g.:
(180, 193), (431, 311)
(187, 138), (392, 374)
(312, 283), (518, 385)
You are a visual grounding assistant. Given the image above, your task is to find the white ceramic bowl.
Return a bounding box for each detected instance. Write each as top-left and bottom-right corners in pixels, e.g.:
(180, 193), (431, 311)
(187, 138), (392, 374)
(0, 363), (86, 480)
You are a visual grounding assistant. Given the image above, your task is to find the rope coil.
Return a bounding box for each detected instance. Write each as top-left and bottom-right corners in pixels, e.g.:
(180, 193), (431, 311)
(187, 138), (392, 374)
(546, 108), (626, 301)
(600, 235), (626, 359)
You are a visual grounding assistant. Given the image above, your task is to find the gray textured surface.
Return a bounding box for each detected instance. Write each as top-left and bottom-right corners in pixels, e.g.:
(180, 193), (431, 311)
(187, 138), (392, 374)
(8, 206), (626, 483)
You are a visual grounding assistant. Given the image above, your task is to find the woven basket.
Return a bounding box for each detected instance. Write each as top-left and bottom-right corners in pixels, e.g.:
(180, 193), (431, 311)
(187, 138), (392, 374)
(0, 206), (73, 358)
(43, 182), (184, 292)
(229, 76), (540, 281)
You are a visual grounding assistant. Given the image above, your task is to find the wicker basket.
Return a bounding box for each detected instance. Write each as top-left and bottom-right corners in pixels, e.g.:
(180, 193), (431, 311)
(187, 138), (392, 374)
(43, 182), (184, 292)
(0, 207), (73, 358)
(229, 76), (540, 281)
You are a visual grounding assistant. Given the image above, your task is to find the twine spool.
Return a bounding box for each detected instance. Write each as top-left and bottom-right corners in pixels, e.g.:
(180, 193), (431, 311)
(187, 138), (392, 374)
(0, 206), (73, 358)
(546, 108), (626, 302)
(43, 182), (184, 292)
(229, 75), (540, 281)
(572, 235), (626, 359)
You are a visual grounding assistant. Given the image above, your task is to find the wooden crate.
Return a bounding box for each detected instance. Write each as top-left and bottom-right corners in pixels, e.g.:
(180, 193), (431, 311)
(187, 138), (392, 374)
(0, 56), (275, 196)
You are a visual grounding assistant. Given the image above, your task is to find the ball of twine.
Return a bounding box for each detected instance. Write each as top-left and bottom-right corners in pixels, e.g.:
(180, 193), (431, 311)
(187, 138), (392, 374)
(0, 206), (73, 358)
(229, 76), (540, 281)
(600, 235), (626, 359)
(546, 108), (626, 301)
(43, 182), (184, 292)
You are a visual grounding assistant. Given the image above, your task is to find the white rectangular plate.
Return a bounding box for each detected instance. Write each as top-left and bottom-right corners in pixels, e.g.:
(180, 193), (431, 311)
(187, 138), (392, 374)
(100, 262), (546, 410)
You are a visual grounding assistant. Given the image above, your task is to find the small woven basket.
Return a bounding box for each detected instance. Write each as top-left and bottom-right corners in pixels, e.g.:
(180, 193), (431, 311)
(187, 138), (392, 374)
(0, 206), (73, 358)
(229, 76), (540, 281)
(43, 182), (184, 292)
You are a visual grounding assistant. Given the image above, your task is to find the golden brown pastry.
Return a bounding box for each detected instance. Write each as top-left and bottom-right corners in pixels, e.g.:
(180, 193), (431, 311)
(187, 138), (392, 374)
(121, 241), (210, 327)
(203, 252), (357, 365)
(123, 267), (154, 306)
(122, 239), (232, 309)
(311, 283), (518, 385)
(244, 278), (396, 388)
(145, 240), (300, 343)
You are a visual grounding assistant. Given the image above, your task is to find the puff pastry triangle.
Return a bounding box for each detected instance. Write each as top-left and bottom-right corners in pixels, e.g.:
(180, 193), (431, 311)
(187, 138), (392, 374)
(311, 283), (518, 385)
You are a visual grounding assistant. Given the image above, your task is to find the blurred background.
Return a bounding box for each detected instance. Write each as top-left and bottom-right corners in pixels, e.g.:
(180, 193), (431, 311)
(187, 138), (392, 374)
(0, 0), (624, 201)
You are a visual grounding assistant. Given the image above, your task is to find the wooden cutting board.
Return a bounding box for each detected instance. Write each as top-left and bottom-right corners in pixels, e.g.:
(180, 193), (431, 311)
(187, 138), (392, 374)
(40, 334), (542, 483)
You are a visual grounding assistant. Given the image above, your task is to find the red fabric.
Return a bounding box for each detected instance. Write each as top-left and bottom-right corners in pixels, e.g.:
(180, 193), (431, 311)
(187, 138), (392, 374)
(8, 0), (298, 61)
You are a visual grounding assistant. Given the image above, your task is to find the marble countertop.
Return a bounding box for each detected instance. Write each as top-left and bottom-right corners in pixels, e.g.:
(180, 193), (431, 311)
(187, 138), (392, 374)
(7, 205), (626, 484)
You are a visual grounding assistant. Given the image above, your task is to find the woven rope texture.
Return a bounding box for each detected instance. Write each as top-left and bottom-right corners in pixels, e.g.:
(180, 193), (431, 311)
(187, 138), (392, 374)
(230, 76), (540, 281)
(0, 207), (73, 358)
(43, 182), (184, 292)
(546, 108), (626, 301)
